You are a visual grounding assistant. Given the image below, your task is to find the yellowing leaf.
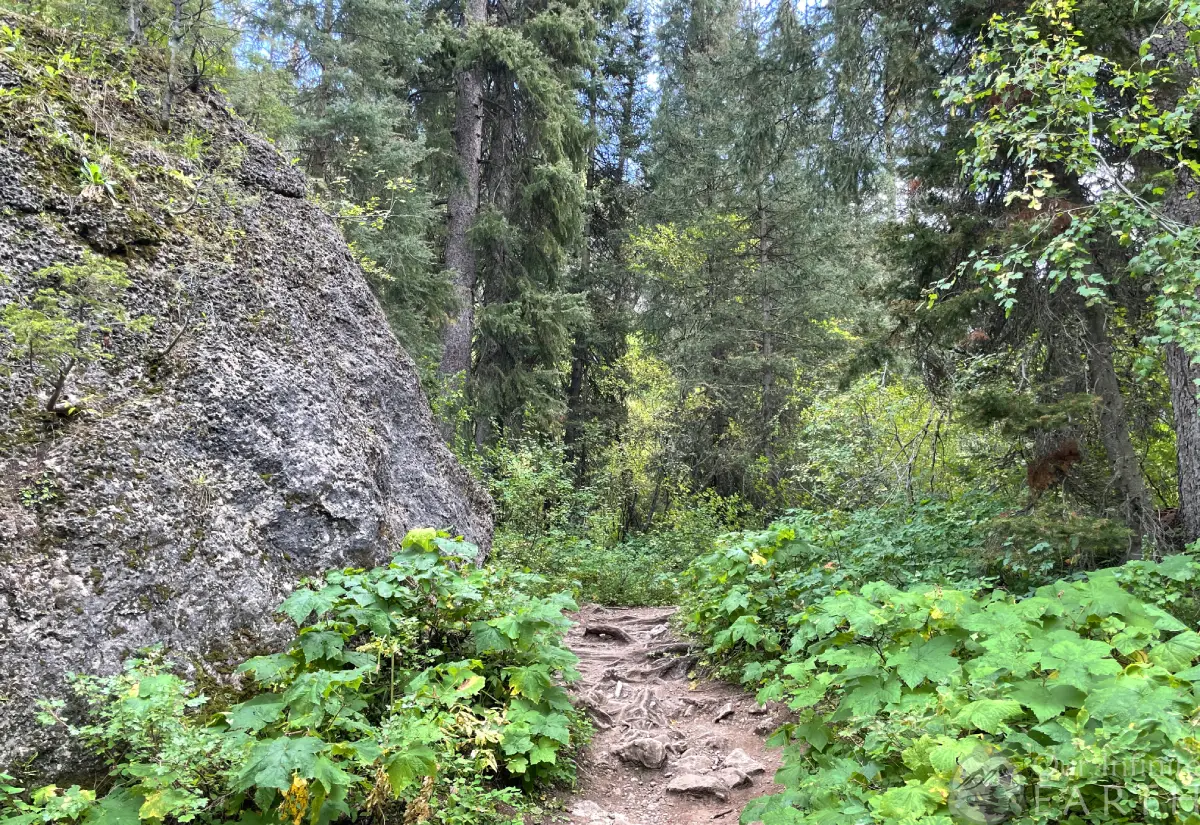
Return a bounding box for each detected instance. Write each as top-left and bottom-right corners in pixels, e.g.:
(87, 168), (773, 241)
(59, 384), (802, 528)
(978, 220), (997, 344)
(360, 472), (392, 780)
(278, 774), (310, 825)
(457, 674), (486, 696)
(138, 788), (194, 822)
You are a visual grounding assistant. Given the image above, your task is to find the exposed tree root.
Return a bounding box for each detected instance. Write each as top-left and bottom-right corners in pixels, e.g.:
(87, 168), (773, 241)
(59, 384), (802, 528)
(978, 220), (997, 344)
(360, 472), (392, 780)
(585, 624), (635, 643)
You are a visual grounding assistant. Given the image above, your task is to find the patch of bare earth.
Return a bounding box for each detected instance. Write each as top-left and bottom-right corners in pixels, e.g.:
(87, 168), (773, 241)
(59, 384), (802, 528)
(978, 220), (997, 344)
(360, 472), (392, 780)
(535, 606), (787, 825)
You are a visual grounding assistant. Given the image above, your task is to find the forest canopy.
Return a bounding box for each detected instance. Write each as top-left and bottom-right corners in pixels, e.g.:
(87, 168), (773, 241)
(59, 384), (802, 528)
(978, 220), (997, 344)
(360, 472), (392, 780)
(5, 0), (1200, 609)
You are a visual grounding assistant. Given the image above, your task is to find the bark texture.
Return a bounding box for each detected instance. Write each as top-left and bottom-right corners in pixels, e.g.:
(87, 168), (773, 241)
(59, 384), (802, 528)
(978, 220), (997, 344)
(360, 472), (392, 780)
(1167, 344), (1200, 544)
(1084, 307), (1156, 558)
(439, 0), (487, 378)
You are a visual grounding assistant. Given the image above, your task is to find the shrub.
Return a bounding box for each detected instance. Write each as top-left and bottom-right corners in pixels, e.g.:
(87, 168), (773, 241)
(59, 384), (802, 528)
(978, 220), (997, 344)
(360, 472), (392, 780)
(0, 252), (152, 414)
(983, 511), (1133, 592)
(486, 437), (742, 606)
(493, 492), (735, 607)
(744, 569), (1200, 825)
(681, 512), (1200, 825)
(679, 499), (1008, 670)
(1, 529), (586, 825)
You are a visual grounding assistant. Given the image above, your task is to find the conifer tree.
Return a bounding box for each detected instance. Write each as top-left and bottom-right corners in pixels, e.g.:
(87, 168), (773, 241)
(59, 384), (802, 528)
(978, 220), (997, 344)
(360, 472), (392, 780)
(467, 0), (595, 443)
(439, 0), (487, 381)
(563, 0), (651, 478)
(242, 0), (447, 358)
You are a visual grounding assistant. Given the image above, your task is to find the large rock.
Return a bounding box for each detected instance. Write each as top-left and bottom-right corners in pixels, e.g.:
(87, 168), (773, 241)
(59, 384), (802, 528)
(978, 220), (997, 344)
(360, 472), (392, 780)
(0, 14), (490, 778)
(721, 748), (767, 777)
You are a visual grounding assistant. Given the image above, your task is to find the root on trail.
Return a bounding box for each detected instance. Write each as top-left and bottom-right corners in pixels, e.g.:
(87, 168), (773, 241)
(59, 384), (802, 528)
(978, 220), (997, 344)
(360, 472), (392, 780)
(584, 624), (635, 643)
(629, 654), (698, 681)
(559, 606), (783, 825)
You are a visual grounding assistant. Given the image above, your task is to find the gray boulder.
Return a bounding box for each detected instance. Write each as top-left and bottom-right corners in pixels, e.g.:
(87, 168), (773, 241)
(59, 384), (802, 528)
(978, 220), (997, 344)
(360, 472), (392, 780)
(0, 18), (490, 779)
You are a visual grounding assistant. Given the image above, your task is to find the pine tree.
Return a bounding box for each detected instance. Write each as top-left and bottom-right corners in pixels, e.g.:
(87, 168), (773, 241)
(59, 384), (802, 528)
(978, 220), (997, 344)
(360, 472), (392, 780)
(439, 0), (487, 381)
(563, 0), (651, 479)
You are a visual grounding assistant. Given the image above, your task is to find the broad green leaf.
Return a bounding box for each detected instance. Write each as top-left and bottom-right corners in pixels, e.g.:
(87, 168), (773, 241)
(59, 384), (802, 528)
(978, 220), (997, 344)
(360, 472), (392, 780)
(385, 746), (436, 795)
(298, 631), (347, 664)
(528, 742), (558, 765)
(235, 736), (328, 792)
(309, 755), (359, 795)
(1149, 630), (1200, 672)
(530, 712), (572, 745)
(1007, 679), (1085, 723)
(1034, 632), (1121, 689)
(886, 635), (959, 688)
(954, 699), (1024, 733)
(929, 738), (979, 775)
(279, 586), (342, 626)
(471, 621), (513, 654)
(794, 720), (831, 752)
(728, 615), (766, 647)
(721, 589), (750, 614)
(227, 693), (287, 732)
(402, 527), (439, 552)
(84, 788), (143, 825)
(505, 665), (552, 702)
(869, 783), (940, 819)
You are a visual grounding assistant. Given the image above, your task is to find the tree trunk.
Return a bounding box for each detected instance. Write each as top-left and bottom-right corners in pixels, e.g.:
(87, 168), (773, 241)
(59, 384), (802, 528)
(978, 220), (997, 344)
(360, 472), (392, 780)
(439, 0), (487, 379)
(1167, 343), (1200, 545)
(124, 0), (145, 45)
(1084, 306), (1157, 559)
(1160, 161), (1200, 545)
(161, 0), (184, 129)
(756, 188), (773, 466)
(472, 81), (516, 449)
(564, 71), (599, 475)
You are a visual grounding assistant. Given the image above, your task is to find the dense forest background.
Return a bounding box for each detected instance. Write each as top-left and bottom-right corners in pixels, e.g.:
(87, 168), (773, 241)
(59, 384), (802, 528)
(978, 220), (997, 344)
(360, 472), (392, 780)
(8, 0), (1200, 598)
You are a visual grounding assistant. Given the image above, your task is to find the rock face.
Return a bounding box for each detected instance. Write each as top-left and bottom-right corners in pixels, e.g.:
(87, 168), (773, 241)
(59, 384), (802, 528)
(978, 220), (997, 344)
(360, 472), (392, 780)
(0, 15), (491, 776)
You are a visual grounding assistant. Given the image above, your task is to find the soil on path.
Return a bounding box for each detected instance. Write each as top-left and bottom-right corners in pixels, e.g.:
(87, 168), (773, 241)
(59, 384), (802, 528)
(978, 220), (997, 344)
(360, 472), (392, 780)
(541, 605), (787, 825)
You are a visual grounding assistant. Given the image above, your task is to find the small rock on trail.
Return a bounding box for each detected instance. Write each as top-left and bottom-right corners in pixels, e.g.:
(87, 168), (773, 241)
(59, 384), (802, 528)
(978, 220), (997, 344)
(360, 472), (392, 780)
(542, 606), (784, 825)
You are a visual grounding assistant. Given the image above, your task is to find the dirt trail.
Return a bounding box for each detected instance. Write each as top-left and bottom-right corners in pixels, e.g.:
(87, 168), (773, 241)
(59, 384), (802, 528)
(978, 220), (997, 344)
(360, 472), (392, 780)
(544, 605), (785, 825)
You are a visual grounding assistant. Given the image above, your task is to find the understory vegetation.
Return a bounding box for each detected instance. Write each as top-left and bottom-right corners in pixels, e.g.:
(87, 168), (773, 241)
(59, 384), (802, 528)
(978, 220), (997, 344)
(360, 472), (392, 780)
(1, 531), (586, 824)
(681, 519), (1200, 825)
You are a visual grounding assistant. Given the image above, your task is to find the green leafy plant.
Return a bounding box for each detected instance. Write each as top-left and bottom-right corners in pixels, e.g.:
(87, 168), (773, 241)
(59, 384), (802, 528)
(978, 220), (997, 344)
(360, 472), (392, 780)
(18, 471), (62, 510)
(941, 0), (1200, 357)
(0, 530), (586, 825)
(682, 509), (1200, 825)
(679, 499), (1012, 674)
(77, 156), (116, 201)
